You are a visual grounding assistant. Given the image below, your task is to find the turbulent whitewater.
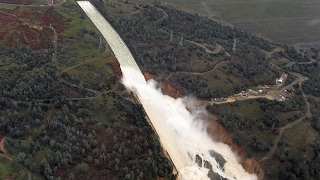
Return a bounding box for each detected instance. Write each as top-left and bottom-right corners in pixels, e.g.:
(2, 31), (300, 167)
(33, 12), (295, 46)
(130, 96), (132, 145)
(77, 1), (257, 179)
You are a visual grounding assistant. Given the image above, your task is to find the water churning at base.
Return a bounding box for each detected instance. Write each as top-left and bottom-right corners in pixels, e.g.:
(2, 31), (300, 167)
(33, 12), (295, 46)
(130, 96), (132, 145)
(77, 1), (257, 179)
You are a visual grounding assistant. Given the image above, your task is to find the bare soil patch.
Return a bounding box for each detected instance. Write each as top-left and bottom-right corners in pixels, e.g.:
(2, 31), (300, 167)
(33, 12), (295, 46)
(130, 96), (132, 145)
(0, 7), (67, 50)
(0, 136), (6, 154)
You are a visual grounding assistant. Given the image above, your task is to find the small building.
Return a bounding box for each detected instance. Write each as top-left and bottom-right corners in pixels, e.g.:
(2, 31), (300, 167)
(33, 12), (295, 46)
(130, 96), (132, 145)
(276, 95), (286, 101)
(214, 98), (225, 102)
(276, 74), (287, 85)
(277, 77), (284, 84)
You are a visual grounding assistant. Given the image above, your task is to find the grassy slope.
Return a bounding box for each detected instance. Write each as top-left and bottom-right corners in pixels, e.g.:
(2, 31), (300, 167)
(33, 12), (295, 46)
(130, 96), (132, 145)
(54, 0), (102, 69)
(0, 156), (28, 180)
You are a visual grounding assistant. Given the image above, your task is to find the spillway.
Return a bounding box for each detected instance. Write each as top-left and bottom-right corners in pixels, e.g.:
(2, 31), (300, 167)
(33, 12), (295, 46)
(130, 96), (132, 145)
(77, 1), (257, 179)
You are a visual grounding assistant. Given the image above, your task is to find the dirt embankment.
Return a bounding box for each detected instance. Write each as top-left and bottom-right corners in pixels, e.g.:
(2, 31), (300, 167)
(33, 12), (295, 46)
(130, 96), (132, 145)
(0, 136), (6, 154)
(142, 71), (156, 81)
(108, 57), (122, 80)
(143, 71), (183, 98)
(159, 80), (183, 98)
(207, 121), (264, 180)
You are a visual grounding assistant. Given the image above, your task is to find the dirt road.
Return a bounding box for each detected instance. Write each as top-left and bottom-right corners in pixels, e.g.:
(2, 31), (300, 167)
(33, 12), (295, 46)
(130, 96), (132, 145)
(166, 60), (229, 79)
(0, 137), (31, 179)
(259, 81), (311, 162)
(61, 58), (99, 73)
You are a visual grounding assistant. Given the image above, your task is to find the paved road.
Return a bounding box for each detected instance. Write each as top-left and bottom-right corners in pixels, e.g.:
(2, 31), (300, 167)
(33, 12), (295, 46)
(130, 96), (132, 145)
(260, 47), (283, 59)
(186, 39), (223, 54)
(294, 41), (320, 52)
(166, 60), (229, 81)
(160, 28), (225, 55)
(257, 50), (313, 162)
(154, 7), (168, 24)
(127, 4), (142, 18)
(259, 81), (311, 162)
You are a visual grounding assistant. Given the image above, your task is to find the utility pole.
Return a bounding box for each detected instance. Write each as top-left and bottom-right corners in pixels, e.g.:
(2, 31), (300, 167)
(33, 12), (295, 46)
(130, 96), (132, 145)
(169, 30), (173, 42)
(232, 38), (236, 52)
(99, 36), (102, 49)
(179, 35), (183, 46)
(105, 42), (109, 53)
(301, 49), (306, 58)
(103, 41), (110, 57)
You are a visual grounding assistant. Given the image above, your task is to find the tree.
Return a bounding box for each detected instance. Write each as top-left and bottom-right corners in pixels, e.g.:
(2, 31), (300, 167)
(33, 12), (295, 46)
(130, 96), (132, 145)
(40, 158), (52, 178)
(18, 152), (26, 162)
(75, 162), (89, 175)
(68, 173), (75, 180)
(280, 154), (286, 162)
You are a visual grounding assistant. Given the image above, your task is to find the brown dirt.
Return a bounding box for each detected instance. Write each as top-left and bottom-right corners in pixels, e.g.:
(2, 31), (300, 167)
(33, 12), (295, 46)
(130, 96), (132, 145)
(206, 121), (264, 180)
(108, 57), (122, 80)
(207, 121), (246, 159)
(44, 106), (57, 120)
(143, 71), (183, 98)
(142, 71), (156, 80)
(0, 7), (67, 50)
(159, 80), (183, 98)
(242, 159), (264, 180)
(4, 172), (13, 180)
(0, 136), (6, 154)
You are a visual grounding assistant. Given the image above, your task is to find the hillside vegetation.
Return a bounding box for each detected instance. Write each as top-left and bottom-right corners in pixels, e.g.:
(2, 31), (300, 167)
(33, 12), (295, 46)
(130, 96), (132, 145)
(91, 0), (320, 179)
(137, 0), (320, 44)
(0, 1), (174, 179)
(0, 0), (319, 180)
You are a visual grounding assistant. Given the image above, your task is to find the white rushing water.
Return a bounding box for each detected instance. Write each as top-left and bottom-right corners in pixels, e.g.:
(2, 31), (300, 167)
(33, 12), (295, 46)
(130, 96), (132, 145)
(77, 1), (257, 179)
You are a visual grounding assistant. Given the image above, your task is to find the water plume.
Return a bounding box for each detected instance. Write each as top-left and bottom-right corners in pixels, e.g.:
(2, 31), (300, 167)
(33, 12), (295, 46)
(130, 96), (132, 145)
(77, 1), (258, 179)
(129, 79), (257, 180)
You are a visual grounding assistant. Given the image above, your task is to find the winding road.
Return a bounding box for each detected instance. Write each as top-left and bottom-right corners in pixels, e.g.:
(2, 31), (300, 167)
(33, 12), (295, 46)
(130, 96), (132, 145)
(61, 58), (100, 73)
(259, 81), (312, 162)
(154, 7), (168, 24)
(0, 138), (31, 179)
(165, 60), (229, 81)
(160, 28), (225, 55)
(257, 42), (316, 162)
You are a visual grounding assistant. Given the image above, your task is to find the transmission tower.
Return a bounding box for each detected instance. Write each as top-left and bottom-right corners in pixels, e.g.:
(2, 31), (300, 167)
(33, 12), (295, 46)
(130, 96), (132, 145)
(99, 36), (102, 49)
(232, 38), (237, 52)
(105, 42), (109, 53)
(301, 49), (306, 58)
(179, 35), (183, 46)
(169, 30), (173, 42)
